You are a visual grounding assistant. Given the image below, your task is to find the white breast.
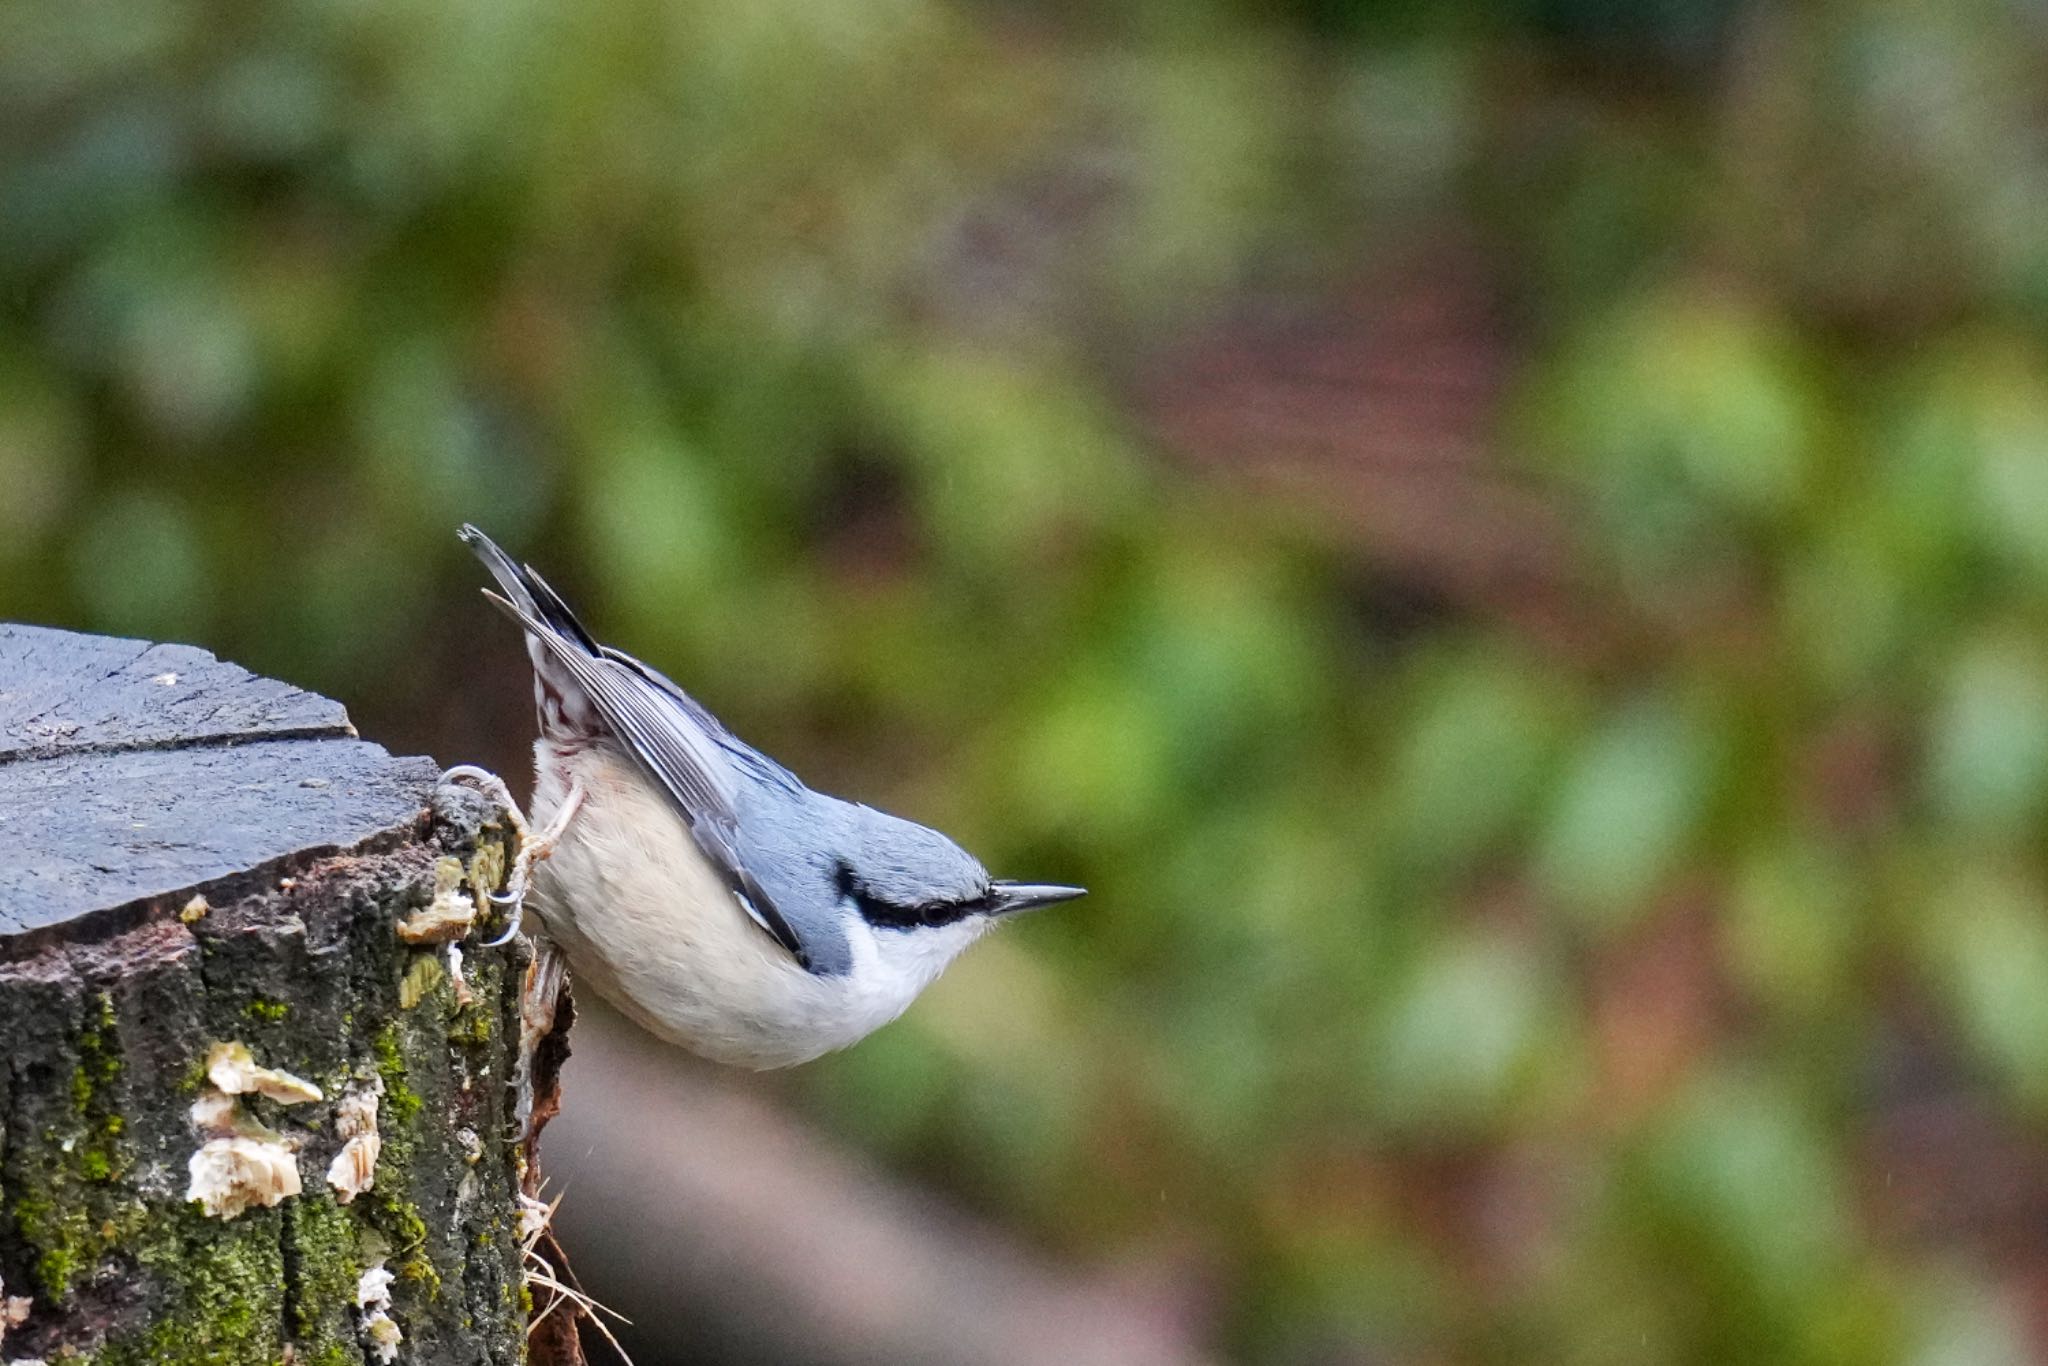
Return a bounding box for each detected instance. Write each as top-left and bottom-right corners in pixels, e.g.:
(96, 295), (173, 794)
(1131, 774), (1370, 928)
(527, 742), (986, 1068)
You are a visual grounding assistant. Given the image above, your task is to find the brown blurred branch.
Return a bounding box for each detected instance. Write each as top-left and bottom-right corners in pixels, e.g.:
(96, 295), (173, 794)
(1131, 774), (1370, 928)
(543, 1006), (1216, 1366)
(1136, 249), (1594, 644)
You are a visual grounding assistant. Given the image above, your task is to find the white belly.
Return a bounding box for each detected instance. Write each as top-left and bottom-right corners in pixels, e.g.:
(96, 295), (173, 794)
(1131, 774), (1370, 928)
(527, 743), (979, 1068)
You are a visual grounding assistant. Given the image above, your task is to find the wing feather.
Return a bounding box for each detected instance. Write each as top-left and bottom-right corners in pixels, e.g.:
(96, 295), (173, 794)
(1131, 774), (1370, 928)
(470, 554), (809, 964)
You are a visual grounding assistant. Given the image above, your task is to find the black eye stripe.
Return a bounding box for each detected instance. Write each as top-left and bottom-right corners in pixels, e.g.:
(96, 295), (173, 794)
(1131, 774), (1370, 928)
(836, 862), (983, 931)
(860, 894), (974, 930)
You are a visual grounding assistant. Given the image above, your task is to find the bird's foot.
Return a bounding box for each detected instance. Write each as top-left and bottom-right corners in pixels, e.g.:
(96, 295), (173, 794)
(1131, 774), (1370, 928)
(439, 765), (547, 945)
(475, 778), (585, 946)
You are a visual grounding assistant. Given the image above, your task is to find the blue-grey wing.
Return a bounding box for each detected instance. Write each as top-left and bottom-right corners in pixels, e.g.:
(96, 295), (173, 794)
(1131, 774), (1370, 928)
(475, 590), (812, 965)
(599, 646), (806, 794)
(584, 665), (807, 955)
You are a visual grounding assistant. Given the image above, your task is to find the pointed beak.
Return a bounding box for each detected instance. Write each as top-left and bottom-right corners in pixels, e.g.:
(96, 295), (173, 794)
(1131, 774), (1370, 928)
(986, 881), (1087, 916)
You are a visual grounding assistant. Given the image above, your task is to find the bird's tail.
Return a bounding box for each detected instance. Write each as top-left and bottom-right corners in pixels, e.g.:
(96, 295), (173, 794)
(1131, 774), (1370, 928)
(458, 524), (599, 651)
(458, 524), (605, 740)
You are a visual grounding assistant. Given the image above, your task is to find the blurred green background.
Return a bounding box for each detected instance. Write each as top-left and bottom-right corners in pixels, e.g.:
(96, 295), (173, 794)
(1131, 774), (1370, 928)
(9, 0), (2048, 1361)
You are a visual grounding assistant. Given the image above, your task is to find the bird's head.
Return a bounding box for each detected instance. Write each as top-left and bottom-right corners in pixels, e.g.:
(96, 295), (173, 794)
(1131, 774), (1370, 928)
(831, 803), (1085, 982)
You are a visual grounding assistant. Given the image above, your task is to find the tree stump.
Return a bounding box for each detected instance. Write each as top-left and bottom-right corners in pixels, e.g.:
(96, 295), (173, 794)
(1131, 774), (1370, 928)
(0, 623), (553, 1364)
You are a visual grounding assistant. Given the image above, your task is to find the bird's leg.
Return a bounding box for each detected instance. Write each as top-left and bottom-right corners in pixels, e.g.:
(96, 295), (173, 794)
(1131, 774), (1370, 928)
(440, 765), (533, 942)
(480, 778), (585, 945)
(439, 766), (584, 947)
(441, 769), (577, 1145)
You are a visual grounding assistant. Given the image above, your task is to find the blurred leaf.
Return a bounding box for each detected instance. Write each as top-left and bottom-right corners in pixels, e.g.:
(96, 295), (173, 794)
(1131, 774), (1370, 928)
(1634, 1070), (1851, 1309)
(1920, 870), (2048, 1113)
(1893, 333), (2048, 585)
(0, 351), (85, 553)
(1926, 633), (2048, 838)
(1370, 931), (1561, 1134)
(1012, 656), (1176, 845)
(1780, 498), (1921, 696)
(1098, 45), (1301, 307)
(64, 486), (208, 639)
(1252, 1235), (1448, 1365)
(803, 1025), (955, 1152)
(1536, 693), (1722, 927)
(56, 213), (257, 440)
(1149, 995), (1282, 1166)
(1533, 288), (1817, 584)
(358, 334), (548, 535)
(577, 425), (745, 633)
(1726, 838), (1859, 1017)
(1908, 1276), (2034, 1366)
(1386, 649), (1570, 878)
(1127, 534), (1326, 787)
(866, 344), (1143, 573)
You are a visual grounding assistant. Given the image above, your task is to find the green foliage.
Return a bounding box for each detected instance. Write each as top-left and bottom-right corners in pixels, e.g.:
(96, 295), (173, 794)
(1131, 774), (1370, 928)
(6, 0), (2048, 1360)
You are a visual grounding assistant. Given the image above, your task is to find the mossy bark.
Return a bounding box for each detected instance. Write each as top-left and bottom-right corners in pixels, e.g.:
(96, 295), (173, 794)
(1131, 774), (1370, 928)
(0, 626), (553, 1364)
(0, 787), (532, 1364)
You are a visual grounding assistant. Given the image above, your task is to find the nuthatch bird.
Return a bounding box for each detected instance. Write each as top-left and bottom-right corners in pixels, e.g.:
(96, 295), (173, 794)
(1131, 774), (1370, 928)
(448, 525), (1084, 1068)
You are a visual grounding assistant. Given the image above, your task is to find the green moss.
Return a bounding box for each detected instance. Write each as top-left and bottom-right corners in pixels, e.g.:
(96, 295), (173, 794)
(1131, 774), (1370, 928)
(97, 1217), (287, 1366)
(399, 1249), (443, 1292)
(19, 1191), (87, 1299)
(452, 1005), (494, 1048)
(371, 1188), (429, 1254)
(373, 1024), (424, 1124)
(72, 992), (123, 1111)
(241, 998), (290, 1023)
(15, 1171), (117, 1297)
(468, 839), (508, 898)
(283, 1195), (364, 1358)
(14, 994), (136, 1296)
(362, 1184), (441, 1297)
(365, 1021), (444, 1300)
(71, 1002), (128, 1189)
(399, 953), (445, 1010)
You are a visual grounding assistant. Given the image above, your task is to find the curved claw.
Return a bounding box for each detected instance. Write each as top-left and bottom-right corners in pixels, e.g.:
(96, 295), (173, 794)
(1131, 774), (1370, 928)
(480, 902), (524, 949)
(440, 769), (582, 951)
(440, 764), (536, 944)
